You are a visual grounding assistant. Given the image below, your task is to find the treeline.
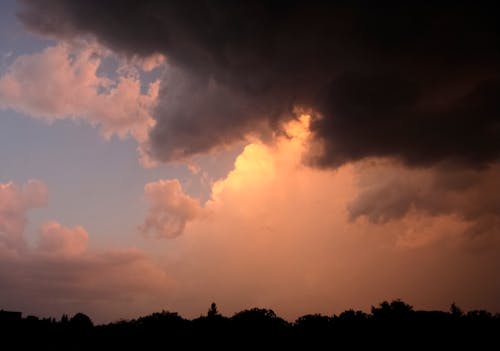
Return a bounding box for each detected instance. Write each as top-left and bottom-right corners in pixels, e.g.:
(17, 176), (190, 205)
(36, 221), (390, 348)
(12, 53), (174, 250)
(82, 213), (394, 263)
(1, 300), (499, 350)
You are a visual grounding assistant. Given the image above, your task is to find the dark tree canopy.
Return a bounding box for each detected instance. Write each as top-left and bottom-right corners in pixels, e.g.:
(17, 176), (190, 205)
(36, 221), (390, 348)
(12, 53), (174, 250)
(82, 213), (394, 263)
(1, 300), (499, 350)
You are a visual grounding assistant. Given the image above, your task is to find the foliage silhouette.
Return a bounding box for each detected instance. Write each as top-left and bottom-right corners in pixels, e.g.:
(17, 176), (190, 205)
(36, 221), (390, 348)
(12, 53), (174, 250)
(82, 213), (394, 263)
(207, 302), (220, 317)
(1, 300), (499, 350)
(70, 313), (93, 329)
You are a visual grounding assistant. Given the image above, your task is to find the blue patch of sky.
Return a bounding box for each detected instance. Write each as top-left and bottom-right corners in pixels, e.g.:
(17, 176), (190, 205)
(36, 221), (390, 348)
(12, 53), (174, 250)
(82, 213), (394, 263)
(0, 0), (55, 67)
(0, 111), (189, 249)
(96, 54), (165, 95)
(0, 108), (241, 252)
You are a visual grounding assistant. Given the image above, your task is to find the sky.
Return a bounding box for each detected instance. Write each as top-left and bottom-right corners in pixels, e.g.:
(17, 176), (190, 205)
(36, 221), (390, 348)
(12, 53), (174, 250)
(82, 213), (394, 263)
(1, 0), (499, 323)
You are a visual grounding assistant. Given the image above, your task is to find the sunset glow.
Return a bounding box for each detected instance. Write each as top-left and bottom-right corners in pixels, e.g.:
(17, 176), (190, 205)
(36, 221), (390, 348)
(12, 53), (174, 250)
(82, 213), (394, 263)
(1, 0), (499, 325)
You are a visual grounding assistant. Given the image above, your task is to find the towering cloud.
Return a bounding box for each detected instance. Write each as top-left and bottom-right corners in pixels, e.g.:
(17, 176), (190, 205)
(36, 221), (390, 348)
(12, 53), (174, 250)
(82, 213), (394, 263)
(160, 118), (500, 318)
(3, 1), (499, 321)
(17, 0), (500, 167)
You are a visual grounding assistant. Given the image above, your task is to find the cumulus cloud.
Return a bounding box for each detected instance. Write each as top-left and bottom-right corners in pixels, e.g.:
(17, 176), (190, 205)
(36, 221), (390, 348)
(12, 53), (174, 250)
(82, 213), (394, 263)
(0, 41), (160, 164)
(11, 2), (500, 233)
(2, 122), (499, 322)
(0, 180), (48, 252)
(151, 117), (500, 318)
(0, 180), (172, 322)
(140, 179), (202, 238)
(16, 1), (500, 167)
(4, 1), (500, 320)
(37, 221), (88, 257)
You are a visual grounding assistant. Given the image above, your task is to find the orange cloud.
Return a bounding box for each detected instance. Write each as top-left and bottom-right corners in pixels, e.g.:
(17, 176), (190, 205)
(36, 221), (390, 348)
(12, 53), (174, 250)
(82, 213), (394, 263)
(146, 117), (500, 319)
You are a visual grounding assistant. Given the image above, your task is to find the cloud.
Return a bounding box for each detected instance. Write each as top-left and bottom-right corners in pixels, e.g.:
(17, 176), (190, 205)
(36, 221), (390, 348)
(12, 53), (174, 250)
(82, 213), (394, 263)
(149, 117), (500, 318)
(37, 221), (88, 257)
(0, 180), (172, 322)
(1, 121), (499, 322)
(0, 41), (160, 164)
(148, 65), (279, 162)
(16, 1), (500, 167)
(348, 159), (500, 249)
(0, 180), (48, 252)
(140, 179), (202, 238)
(4, 2), (500, 319)
(348, 160), (500, 222)
(130, 52), (165, 72)
(0, 243), (173, 322)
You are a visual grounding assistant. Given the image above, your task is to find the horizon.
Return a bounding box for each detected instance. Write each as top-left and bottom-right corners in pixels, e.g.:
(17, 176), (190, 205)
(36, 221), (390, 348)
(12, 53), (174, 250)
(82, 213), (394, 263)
(2, 299), (497, 325)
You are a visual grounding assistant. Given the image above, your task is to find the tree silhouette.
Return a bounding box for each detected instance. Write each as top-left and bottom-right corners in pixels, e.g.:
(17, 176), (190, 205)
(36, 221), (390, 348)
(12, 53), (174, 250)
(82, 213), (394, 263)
(70, 313), (93, 329)
(450, 302), (463, 318)
(60, 314), (69, 324)
(371, 299), (414, 321)
(1, 299), (499, 350)
(207, 302), (219, 317)
(337, 309), (368, 322)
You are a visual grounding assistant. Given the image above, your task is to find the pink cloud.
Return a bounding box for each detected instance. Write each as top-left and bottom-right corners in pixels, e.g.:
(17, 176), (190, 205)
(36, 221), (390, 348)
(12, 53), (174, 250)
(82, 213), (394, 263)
(0, 42), (160, 165)
(0, 243), (174, 322)
(0, 180), (172, 323)
(140, 179), (203, 238)
(0, 180), (48, 252)
(130, 53), (166, 72)
(37, 221), (88, 257)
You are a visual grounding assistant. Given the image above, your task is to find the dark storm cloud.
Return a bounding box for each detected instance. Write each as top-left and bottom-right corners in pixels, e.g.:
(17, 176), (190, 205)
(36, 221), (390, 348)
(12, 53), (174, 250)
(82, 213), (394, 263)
(17, 0), (500, 166)
(148, 65), (286, 161)
(347, 161), (500, 249)
(348, 162), (500, 223)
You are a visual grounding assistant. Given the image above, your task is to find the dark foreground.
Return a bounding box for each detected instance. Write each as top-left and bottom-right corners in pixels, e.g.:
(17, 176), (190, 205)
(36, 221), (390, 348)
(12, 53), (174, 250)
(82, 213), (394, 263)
(1, 300), (499, 350)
